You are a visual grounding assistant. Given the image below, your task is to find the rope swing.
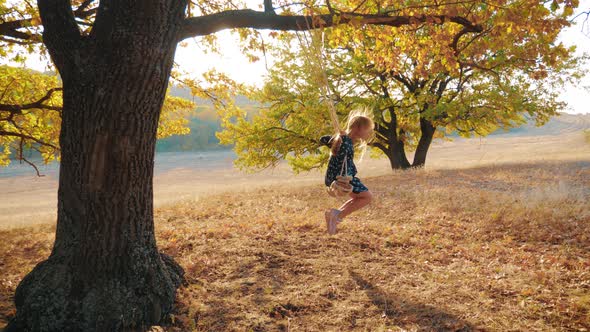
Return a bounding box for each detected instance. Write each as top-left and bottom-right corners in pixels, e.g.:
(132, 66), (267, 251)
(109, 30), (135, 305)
(294, 18), (341, 135)
(294, 17), (353, 197)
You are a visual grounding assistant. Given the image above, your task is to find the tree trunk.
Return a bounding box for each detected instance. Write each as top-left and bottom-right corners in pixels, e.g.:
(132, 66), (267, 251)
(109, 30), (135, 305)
(6, 1), (187, 331)
(376, 108), (412, 170)
(412, 117), (436, 168)
(386, 139), (412, 170)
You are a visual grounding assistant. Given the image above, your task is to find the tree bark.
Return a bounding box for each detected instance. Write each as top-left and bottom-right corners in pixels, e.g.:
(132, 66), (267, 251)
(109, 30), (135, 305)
(412, 117), (436, 168)
(386, 138), (412, 170)
(6, 1), (187, 331)
(375, 107), (411, 170)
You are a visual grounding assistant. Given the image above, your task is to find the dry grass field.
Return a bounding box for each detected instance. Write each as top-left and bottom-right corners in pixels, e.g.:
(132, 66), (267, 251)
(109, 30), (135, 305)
(1, 113), (589, 331)
(1, 160), (589, 331)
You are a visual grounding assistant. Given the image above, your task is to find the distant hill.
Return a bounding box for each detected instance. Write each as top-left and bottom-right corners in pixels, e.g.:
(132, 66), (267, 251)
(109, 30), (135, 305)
(169, 85), (258, 108)
(160, 90), (590, 151)
(155, 86), (260, 152)
(8, 78), (589, 157)
(488, 112), (590, 137)
(168, 85), (590, 148)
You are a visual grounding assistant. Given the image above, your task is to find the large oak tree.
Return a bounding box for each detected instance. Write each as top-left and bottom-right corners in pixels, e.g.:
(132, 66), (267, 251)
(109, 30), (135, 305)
(1, 0), (483, 330)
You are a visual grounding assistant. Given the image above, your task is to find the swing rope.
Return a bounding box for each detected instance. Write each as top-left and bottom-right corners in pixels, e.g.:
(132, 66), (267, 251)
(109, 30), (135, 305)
(294, 17), (341, 135)
(294, 15), (354, 197)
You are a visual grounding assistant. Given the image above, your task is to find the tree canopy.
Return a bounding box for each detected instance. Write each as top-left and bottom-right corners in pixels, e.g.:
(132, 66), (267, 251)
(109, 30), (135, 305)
(214, 0), (585, 170)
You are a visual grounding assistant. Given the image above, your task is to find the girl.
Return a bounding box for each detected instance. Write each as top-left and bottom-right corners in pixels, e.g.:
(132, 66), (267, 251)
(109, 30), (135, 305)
(320, 109), (375, 234)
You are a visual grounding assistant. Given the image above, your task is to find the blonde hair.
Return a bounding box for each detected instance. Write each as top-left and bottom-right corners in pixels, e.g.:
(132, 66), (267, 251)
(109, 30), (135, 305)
(330, 107), (375, 162)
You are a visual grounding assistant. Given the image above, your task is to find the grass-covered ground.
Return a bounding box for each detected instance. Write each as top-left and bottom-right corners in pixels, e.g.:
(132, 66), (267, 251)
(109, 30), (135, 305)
(1, 161), (589, 331)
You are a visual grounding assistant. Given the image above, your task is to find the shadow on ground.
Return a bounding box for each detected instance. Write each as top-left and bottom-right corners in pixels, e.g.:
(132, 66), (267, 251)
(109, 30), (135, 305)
(349, 270), (476, 331)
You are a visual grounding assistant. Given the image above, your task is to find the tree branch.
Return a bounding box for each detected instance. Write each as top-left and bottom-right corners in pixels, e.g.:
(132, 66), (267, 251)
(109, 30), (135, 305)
(0, 87), (62, 114)
(264, 0), (275, 14)
(450, 25), (475, 55)
(391, 72), (415, 92)
(370, 141), (388, 154)
(37, 0), (83, 75)
(265, 126), (318, 145)
(0, 2), (96, 42)
(180, 10), (482, 40)
(73, 0), (96, 16)
(378, 73), (399, 129)
(20, 156), (45, 177)
(17, 138), (46, 177)
(0, 18), (39, 41)
(0, 130), (59, 150)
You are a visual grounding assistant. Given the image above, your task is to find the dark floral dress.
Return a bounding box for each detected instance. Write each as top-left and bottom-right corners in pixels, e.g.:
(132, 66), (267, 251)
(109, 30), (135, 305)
(320, 134), (369, 194)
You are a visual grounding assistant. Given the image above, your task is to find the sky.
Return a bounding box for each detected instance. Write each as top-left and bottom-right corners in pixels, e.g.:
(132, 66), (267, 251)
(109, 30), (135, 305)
(10, 1), (590, 115)
(549, 4), (590, 115)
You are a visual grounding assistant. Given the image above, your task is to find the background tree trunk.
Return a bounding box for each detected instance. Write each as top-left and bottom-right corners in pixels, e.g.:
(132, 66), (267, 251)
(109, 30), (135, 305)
(386, 139), (412, 170)
(412, 117), (436, 168)
(6, 1), (187, 331)
(376, 109), (412, 170)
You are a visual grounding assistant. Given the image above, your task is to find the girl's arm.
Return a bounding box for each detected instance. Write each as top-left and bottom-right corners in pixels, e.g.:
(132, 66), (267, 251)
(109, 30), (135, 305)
(320, 131), (348, 155)
(320, 133), (344, 155)
(319, 135), (333, 147)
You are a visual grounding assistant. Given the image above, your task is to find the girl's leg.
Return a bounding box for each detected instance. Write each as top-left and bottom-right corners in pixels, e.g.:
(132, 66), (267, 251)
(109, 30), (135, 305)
(338, 198), (354, 214)
(338, 190), (373, 220)
(325, 197), (354, 234)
